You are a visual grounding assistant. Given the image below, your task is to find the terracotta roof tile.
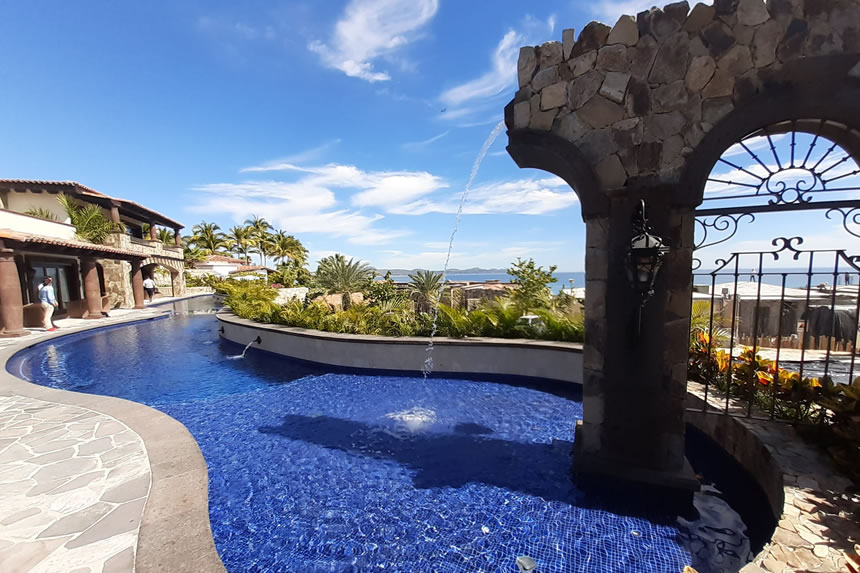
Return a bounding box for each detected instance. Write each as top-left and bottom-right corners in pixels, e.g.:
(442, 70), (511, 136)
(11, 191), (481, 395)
(0, 229), (146, 259)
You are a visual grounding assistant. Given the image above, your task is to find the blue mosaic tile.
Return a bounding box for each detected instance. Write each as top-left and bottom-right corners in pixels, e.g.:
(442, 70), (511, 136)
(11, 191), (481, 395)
(8, 302), (753, 573)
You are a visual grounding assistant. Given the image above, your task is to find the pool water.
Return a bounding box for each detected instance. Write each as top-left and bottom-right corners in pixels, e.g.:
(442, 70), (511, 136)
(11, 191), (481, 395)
(8, 298), (757, 572)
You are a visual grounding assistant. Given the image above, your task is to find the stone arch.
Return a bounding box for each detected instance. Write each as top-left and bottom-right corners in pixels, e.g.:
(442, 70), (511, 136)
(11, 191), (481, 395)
(507, 0), (860, 196)
(142, 257), (186, 299)
(503, 0), (860, 495)
(504, 129), (608, 219)
(680, 69), (860, 202)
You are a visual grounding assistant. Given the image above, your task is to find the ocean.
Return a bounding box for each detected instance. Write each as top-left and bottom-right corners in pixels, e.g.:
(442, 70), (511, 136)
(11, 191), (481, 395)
(388, 272), (585, 294)
(388, 269), (855, 295)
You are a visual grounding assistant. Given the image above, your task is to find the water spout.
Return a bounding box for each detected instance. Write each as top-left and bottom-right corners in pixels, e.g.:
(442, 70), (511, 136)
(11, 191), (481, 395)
(423, 120), (505, 377)
(228, 336), (261, 360)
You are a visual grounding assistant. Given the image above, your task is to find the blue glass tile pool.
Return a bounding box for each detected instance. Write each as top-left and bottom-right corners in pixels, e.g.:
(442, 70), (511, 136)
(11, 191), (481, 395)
(8, 298), (756, 572)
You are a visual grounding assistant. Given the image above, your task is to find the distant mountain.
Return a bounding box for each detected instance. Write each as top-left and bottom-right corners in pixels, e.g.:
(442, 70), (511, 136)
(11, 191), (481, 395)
(377, 267), (509, 275)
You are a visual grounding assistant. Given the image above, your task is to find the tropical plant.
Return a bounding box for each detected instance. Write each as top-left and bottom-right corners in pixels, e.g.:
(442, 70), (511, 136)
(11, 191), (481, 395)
(220, 281), (279, 322)
(271, 231), (308, 266)
(24, 207), (59, 221)
(367, 271), (399, 306)
(156, 227), (175, 246)
(408, 269), (443, 313)
(191, 221), (229, 253)
(225, 225), (255, 263)
(244, 215), (274, 267)
(184, 243), (208, 264)
(57, 194), (123, 244)
(315, 254), (374, 308)
(508, 258), (557, 311)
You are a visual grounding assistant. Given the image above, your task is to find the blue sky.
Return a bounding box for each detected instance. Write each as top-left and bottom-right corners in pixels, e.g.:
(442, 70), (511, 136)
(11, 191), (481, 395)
(1, 1), (857, 271)
(0, 0), (650, 271)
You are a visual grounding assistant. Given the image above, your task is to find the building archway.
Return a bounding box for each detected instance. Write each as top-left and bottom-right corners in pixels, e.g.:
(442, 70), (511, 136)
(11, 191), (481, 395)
(504, 0), (860, 492)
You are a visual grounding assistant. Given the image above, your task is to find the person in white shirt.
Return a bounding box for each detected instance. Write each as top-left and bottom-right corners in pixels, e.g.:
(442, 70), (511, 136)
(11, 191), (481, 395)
(142, 276), (156, 302)
(38, 277), (59, 331)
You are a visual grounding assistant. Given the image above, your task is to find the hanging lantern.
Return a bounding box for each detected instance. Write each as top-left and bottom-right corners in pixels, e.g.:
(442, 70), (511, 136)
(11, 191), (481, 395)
(626, 200), (670, 330)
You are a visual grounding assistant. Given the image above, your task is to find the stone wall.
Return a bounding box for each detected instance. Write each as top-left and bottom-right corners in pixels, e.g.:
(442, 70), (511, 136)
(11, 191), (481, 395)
(508, 0), (860, 190)
(100, 259), (133, 309)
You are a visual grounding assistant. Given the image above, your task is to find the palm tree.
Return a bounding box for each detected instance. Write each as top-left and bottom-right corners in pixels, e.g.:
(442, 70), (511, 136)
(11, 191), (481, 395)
(225, 225), (255, 263)
(315, 254), (374, 308)
(183, 244), (207, 265)
(271, 231), (308, 266)
(408, 269), (443, 313)
(244, 215), (274, 267)
(191, 221), (228, 254)
(57, 194), (122, 244)
(156, 227), (175, 246)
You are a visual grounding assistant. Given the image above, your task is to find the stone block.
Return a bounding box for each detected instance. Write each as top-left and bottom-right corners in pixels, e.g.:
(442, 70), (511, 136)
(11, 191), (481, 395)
(571, 21), (611, 59)
(751, 18), (782, 66)
(529, 108), (557, 131)
(737, 0), (770, 26)
(637, 141), (663, 173)
(628, 35), (658, 80)
(554, 111), (589, 142)
(569, 50), (598, 78)
(733, 69), (762, 102)
(653, 7), (684, 39)
(568, 70), (603, 109)
(579, 128), (615, 164)
(596, 44), (630, 72)
(702, 68), (735, 98)
(625, 77), (650, 116)
(767, 0), (802, 20)
(583, 393), (605, 424)
(684, 3), (716, 32)
(594, 154), (627, 189)
(776, 18), (807, 61)
(562, 28), (576, 60)
(662, 134), (685, 165)
(585, 218), (610, 248)
(645, 110), (686, 141)
(702, 21), (737, 58)
(804, 19), (842, 56)
(540, 41), (564, 68)
(702, 96), (734, 124)
(652, 80), (689, 112)
(540, 82), (567, 110)
(689, 35), (710, 57)
(649, 31), (691, 84)
(683, 119), (706, 149)
(599, 71), (631, 104)
(666, 1), (691, 23)
(579, 95), (625, 129)
(586, 245), (610, 280)
(518, 46), (538, 88)
(608, 15), (639, 46)
(531, 65), (559, 92)
(513, 101), (530, 129)
(717, 44), (753, 75)
(686, 55), (716, 91)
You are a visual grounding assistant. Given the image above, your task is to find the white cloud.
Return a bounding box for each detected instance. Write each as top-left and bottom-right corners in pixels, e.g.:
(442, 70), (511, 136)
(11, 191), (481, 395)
(439, 30), (523, 108)
(308, 0), (439, 82)
(376, 241), (565, 270)
(402, 131), (449, 150)
(390, 176), (578, 216)
(190, 161), (448, 245)
(241, 140), (341, 171)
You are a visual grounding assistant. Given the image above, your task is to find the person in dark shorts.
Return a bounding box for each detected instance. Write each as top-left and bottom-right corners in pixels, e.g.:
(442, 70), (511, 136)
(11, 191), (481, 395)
(142, 275), (156, 302)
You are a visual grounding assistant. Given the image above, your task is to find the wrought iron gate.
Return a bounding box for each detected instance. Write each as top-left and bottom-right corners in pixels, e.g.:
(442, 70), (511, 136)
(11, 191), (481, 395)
(688, 122), (860, 422)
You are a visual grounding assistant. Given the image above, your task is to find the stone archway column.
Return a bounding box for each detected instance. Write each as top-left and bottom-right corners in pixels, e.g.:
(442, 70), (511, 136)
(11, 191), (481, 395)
(574, 185), (698, 497)
(0, 247), (27, 337)
(80, 258), (104, 319)
(131, 260), (145, 309)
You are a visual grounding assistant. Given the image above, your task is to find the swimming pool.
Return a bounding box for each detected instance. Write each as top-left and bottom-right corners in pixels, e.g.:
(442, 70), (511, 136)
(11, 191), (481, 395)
(8, 298), (760, 572)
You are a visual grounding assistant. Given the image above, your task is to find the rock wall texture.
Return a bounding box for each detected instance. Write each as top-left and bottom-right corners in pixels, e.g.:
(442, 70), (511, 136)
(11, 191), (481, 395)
(506, 0), (860, 190)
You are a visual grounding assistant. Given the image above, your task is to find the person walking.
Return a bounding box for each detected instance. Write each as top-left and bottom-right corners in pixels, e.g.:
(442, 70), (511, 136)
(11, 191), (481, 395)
(142, 275), (156, 302)
(38, 277), (59, 331)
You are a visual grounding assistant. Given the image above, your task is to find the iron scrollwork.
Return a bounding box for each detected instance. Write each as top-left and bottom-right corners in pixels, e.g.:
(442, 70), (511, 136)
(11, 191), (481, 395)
(826, 207), (860, 239)
(694, 213), (755, 251)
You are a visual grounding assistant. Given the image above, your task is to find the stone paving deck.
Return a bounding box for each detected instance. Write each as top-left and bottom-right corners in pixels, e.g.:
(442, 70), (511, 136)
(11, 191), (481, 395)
(0, 395), (149, 572)
(687, 383), (860, 573)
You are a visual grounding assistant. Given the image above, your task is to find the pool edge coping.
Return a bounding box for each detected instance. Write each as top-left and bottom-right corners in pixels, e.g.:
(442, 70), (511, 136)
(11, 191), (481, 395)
(0, 297), (226, 573)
